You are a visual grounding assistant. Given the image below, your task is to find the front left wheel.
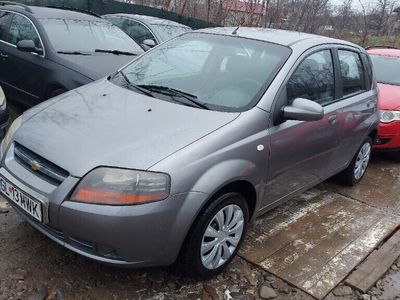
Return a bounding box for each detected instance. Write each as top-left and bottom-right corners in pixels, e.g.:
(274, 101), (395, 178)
(180, 192), (249, 279)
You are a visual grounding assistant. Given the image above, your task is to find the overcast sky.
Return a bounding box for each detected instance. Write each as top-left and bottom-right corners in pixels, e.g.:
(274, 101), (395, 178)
(329, 0), (380, 9)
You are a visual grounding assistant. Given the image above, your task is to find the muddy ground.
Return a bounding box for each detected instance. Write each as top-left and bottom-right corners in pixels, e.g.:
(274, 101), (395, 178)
(0, 155), (399, 300)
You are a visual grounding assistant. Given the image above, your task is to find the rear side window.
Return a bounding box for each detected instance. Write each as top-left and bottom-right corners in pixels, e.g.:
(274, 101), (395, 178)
(338, 50), (365, 96)
(287, 50), (335, 106)
(0, 11), (12, 41)
(7, 14), (42, 48)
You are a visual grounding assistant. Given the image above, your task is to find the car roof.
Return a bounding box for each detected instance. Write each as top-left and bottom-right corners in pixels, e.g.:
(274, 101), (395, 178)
(1, 4), (102, 21)
(105, 13), (190, 28)
(366, 48), (400, 58)
(195, 27), (361, 49)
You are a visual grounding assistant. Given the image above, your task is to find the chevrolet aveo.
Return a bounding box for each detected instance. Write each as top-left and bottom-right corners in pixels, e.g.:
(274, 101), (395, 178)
(0, 28), (378, 278)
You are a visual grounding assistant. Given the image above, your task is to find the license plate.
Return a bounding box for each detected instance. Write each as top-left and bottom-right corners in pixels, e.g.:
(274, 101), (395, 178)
(0, 177), (42, 222)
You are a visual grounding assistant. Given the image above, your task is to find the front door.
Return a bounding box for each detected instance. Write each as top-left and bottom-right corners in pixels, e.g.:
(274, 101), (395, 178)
(0, 13), (46, 106)
(263, 48), (339, 207)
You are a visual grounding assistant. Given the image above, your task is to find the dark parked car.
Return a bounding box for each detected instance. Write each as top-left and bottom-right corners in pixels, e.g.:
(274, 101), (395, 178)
(0, 2), (144, 107)
(0, 85), (9, 138)
(103, 14), (191, 50)
(1, 28), (378, 278)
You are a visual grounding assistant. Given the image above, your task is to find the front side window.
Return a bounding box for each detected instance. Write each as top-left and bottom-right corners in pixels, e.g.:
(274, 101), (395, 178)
(39, 18), (143, 53)
(7, 14), (42, 48)
(0, 11), (12, 41)
(124, 20), (155, 44)
(369, 54), (400, 86)
(338, 50), (365, 96)
(113, 33), (291, 111)
(287, 50), (335, 106)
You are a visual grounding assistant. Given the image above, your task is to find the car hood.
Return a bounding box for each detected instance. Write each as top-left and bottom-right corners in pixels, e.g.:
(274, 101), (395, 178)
(14, 79), (239, 177)
(57, 53), (139, 80)
(378, 83), (400, 110)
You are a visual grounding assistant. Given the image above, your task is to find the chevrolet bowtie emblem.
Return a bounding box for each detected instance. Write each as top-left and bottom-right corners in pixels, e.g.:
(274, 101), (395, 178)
(29, 160), (40, 171)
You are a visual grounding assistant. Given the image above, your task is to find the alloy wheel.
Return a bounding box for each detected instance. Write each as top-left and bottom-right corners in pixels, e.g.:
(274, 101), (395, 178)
(200, 204), (244, 270)
(354, 142), (371, 180)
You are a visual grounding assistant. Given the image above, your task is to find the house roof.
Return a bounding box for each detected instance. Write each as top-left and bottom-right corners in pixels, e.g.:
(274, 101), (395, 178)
(223, 0), (265, 15)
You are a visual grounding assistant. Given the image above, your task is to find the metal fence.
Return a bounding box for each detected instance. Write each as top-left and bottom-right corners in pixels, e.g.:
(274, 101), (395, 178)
(17, 0), (219, 29)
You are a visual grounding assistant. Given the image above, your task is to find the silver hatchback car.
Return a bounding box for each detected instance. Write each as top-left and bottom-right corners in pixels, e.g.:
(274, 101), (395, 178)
(0, 28), (378, 278)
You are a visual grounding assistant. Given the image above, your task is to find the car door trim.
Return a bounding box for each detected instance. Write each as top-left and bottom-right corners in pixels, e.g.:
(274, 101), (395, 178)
(0, 9), (46, 58)
(0, 80), (40, 99)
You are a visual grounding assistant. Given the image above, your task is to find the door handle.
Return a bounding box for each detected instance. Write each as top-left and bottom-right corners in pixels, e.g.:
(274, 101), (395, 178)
(0, 53), (8, 59)
(328, 115), (337, 125)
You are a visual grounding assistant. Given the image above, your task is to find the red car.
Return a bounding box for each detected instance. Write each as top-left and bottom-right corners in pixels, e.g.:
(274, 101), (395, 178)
(367, 47), (400, 156)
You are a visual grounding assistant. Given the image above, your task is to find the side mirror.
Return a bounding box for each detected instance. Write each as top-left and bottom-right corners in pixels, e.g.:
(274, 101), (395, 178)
(283, 98), (324, 121)
(142, 39), (156, 48)
(141, 39), (156, 51)
(17, 40), (43, 55)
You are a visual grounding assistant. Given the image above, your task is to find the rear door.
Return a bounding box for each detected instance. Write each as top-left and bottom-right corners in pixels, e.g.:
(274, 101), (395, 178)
(265, 47), (340, 206)
(0, 12), (47, 105)
(329, 48), (376, 172)
(0, 10), (13, 86)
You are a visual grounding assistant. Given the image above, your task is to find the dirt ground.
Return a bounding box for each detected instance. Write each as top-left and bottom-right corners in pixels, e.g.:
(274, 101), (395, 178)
(0, 155), (399, 300)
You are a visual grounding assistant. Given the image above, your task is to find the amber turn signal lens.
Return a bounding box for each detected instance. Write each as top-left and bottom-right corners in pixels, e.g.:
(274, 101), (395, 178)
(73, 187), (164, 205)
(70, 167), (170, 205)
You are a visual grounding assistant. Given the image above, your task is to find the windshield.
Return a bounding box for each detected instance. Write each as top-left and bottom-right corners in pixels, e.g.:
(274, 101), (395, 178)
(152, 24), (191, 41)
(40, 19), (144, 53)
(370, 55), (400, 86)
(112, 33), (291, 111)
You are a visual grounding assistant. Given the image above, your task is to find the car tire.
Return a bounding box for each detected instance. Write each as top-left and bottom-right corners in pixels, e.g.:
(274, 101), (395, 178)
(180, 192), (249, 279)
(339, 137), (372, 186)
(48, 88), (66, 99)
(393, 151), (400, 162)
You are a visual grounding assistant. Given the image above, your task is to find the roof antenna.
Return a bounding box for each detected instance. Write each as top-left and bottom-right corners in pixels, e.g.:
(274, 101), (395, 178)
(232, 17), (245, 35)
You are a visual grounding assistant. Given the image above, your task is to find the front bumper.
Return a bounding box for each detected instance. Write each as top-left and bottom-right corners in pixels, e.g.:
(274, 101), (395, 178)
(373, 121), (400, 150)
(0, 163), (208, 268)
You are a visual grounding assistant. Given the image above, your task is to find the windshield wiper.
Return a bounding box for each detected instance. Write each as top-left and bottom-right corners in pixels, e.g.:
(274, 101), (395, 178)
(57, 51), (91, 55)
(137, 84), (210, 110)
(117, 71), (155, 98)
(95, 49), (137, 56)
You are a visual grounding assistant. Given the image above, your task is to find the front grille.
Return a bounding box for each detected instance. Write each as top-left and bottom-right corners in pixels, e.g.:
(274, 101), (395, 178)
(14, 143), (69, 185)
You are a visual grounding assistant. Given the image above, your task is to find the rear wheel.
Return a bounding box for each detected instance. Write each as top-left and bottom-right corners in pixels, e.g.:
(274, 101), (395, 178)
(339, 137), (372, 186)
(392, 150), (400, 162)
(181, 192), (249, 279)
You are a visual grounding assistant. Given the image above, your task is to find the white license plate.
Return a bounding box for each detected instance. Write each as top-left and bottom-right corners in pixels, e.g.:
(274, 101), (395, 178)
(0, 177), (42, 222)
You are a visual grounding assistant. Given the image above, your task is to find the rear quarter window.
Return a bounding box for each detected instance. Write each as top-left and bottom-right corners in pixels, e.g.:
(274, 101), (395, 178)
(361, 53), (373, 90)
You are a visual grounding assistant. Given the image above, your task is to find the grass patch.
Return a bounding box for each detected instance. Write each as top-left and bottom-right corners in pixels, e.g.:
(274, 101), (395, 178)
(347, 36), (400, 48)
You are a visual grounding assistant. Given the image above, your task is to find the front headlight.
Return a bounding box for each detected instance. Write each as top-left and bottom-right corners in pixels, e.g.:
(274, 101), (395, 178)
(380, 110), (400, 123)
(1, 116), (22, 155)
(71, 167), (170, 205)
